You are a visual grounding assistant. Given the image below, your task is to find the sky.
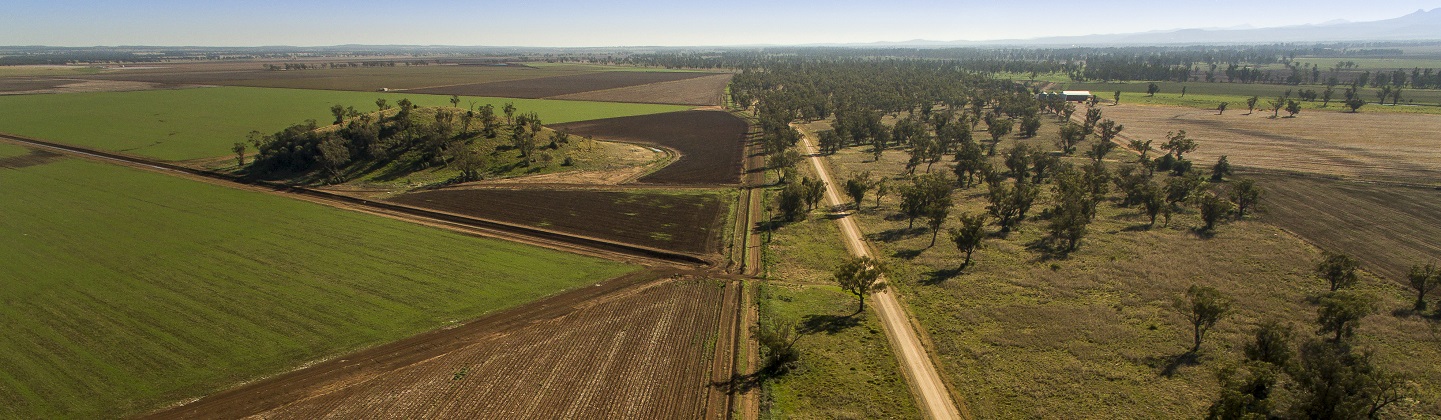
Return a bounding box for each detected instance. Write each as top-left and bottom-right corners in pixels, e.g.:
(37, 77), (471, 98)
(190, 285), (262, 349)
(3, 0), (1440, 47)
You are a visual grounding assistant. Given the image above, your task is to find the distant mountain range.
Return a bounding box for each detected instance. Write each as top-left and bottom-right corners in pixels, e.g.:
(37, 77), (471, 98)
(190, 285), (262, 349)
(810, 8), (1441, 47)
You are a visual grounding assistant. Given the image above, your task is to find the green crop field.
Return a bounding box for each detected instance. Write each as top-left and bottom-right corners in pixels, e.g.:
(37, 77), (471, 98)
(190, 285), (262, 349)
(0, 86), (691, 161)
(0, 144), (638, 418)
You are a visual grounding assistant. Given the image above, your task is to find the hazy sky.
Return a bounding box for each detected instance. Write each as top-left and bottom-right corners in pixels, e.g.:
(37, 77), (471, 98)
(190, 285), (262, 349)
(4, 0), (1440, 47)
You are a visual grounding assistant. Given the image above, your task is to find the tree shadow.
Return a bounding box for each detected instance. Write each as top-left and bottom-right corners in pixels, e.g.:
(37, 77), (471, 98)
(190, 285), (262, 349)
(1122, 223), (1155, 232)
(921, 267), (964, 285)
(869, 227), (916, 243)
(1155, 350), (1200, 378)
(1189, 227), (1218, 240)
(893, 248), (926, 260)
(1025, 238), (1070, 262)
(799, 313), (861, 335)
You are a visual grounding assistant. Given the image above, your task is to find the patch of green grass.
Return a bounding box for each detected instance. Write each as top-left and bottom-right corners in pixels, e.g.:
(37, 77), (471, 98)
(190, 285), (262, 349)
(0, 86), (692, 161)
(757, 283), (921, 419)
(818, 140), (1441, 418)
(0, 155), (638, 419)
(1289, 57), (1441, 72)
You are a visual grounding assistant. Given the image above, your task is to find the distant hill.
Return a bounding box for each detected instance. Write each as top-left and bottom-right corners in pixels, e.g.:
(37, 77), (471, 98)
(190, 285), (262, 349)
(818, 8), (1441, 47)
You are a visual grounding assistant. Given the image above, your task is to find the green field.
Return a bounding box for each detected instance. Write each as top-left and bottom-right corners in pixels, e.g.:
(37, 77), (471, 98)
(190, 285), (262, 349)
(0, 143), (638, 418)
(0, 86), (691, 161)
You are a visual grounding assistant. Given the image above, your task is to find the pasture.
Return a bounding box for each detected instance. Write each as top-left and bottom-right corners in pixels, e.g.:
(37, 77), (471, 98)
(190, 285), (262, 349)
(1063, 81), (1441, 114)
(0, 146), (638, 418)
(0, 86), (691, 161)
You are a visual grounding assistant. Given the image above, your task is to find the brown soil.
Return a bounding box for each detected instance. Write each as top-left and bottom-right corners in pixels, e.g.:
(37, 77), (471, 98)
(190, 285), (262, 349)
(1101, 104), (1441, 185)
(389, 188), (728, 255)
(0, 149), (64, 168)
(1251, 173), (1441, 283)
(549, 73), (735, 106)
(552, 110), (748, 185)
(404, 71), (716, 98)
(0, 79), (70, 93)
(144, 269), (734, 419)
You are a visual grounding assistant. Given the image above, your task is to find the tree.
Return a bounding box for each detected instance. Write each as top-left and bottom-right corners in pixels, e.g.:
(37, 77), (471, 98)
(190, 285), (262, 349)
(949, 213), (987, 270)
(449, 94), (460, 108)
(925, 199), (950, 248)
(1269, 96), (1285, 118)
(502, 102), (516, 124)
(1160, 130), (1198, 161)
(1210, 155), (1231, 181)
(844, 171), (872, 210)
(1141, 182), (1166, 227)
(1344, 97), (1366, 113)
(986, 178), (1038, 233)
(317, 135), (350, 183)
(952, 140), (987, 188)
(1406, 263), (1438, 312)
(1018, 114), (1042, 138)
(1321, 87), (1335, 107)
(1291, 339), (1406, 419)
(375, 98), (389, 112)
(1195, 189), (1235, 232)
(1056, 123), (1086, 155)
(1230, 178), (1262, 220)
(757, 317), (800, 373)
(1246, 96), (1259, 114)
(834, 256), (885, 313)
(1049, 169), (1093, 252)
(330, 104), (346, 125)
(1147, 83), (1160, 96)
(231, 142), (247, 166)
(1176, 285), (1230, 352)
(1245, 320), (1294, 367)
(1217, 102), (1228, 115)
(1316, 291), (1374, 343)
(1316, 253), (1360, 292)
(1286, 100), (1301, 118)
(1094, 119), (1122, 153)
(777, 182), (808, 222)
(1113, 90), (1121, 104)
(873, 179), (889, 209)
(986, 117), (1013, 155)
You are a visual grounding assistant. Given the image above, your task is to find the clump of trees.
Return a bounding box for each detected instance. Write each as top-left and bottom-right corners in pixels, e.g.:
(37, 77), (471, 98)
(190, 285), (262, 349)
(834, 256), (885, 313)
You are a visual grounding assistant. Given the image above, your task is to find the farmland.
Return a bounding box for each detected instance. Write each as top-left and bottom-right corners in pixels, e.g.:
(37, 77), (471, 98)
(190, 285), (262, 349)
(0, 86), (690, 161)
(390, 188), (731, 255)
(62, 62), (654, 92)
(0, 144), (639, 419)
(552, 110), (750, 185)
(1062, 80), (1441, 114)
(550, 73), (735, 106)
(406, 71), (717, 99)
(1097, 103), (1441, 185)
(151, 272), (734, 419)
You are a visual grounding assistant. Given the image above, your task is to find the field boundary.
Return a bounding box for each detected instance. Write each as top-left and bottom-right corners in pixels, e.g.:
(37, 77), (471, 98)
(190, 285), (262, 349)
(0, 132), (711, 267)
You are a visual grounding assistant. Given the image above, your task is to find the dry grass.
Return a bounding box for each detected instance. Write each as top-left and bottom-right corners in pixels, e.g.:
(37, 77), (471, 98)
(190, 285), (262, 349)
(549, 74), (735, 106)
(1100, 103), (1441, 186)
(809, 128), (1441, 417)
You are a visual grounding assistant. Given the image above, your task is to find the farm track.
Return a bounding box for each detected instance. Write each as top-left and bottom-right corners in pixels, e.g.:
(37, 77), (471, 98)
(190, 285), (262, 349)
(0, 132), (709, 267)
(795, 124), (968, 420)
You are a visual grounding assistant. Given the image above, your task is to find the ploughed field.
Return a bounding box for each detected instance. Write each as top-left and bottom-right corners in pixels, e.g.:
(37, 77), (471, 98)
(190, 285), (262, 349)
(150, 272), (733, 420)
(550, 73), (734, 106)
(406, 71), (715, 99)
(0, 143), (637, 419)
(552, 110), (749, 185)
(390, 188), (730, 255)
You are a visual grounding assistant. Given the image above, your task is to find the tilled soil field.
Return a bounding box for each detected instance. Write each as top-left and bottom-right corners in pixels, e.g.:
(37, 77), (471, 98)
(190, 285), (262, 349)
(406, 71), (716, 98)
(552, 110), (748, 185)
(147, 271), (734, 420)
(1101, 104), (1441, 185)
(1251, 173), (1441, 282)
(550, 73), (735, 106)
(390, 188), (729, 255)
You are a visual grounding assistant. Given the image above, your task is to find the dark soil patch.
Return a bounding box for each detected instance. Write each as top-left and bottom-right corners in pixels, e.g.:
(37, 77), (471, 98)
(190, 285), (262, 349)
(390, 189), (728, 254)
(0, 79), (72, 93)
(0, 149), (64, 168)
(1253, 173), (1441, 282)
(406, 71), (715, 98)
(552, 110), (747, 185)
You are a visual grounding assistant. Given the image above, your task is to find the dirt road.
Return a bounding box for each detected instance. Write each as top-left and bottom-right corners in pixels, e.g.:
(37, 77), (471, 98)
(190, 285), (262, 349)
(795, 125), (966, 420)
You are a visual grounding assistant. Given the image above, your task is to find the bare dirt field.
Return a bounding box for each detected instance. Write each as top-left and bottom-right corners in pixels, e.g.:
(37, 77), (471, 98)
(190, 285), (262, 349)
(0, 78), (170, 95)
(145, 270), (735, 420)
(1101, 104), (1441, 185)
(0, 78), (70, 93)
(405, 71), (717, 98)
(64, 63), (582, 92)
(389, 188), (730, 254)
(1251, 173), (1441, 282)
(552, 110), (748, 185)
(550, 73), (734, 106)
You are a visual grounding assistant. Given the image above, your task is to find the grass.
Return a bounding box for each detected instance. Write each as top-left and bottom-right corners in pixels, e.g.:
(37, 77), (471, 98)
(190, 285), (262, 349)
(810, 130), (1441, 417)
(1288, 57), (1441, 72)
(0, 86), (692, 161)
(1061, 81), (1441, 115)
(0, 146), (639, 419)
(757, 283), (921, 419)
